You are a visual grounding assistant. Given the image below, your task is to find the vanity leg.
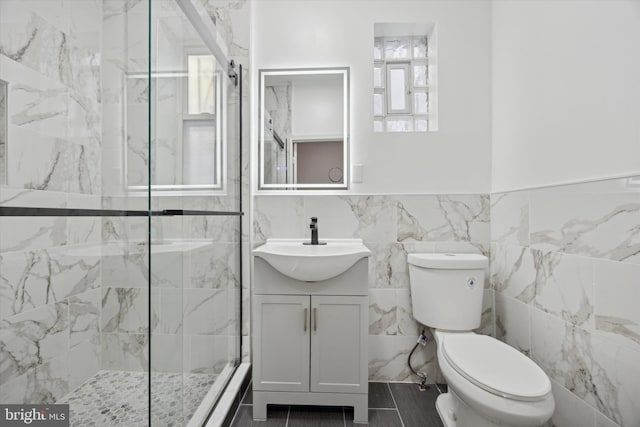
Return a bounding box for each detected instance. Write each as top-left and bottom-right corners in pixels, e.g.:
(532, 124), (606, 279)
(252, 394), (267, 421)
(353, 399), (368, 424)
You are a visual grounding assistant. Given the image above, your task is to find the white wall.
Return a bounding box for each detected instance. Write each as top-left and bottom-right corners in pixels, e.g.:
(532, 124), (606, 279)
(492, 0), (640, 192)
(252, 0), (492, 194)
(292, 79), (343, 138)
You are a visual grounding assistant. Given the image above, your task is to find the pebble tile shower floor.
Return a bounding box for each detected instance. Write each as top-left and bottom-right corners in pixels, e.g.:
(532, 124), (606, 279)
(63, 370), (216, 426)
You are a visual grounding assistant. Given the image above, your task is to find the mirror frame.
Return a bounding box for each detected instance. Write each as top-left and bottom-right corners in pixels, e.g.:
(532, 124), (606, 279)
(258, 67), (350, 190)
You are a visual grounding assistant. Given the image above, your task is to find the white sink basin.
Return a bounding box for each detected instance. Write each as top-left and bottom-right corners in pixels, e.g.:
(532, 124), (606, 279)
(253, 239), (371, 282)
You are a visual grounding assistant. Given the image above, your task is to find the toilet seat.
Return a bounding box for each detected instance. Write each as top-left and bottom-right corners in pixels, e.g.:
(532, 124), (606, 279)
(442, 334), (551, 402)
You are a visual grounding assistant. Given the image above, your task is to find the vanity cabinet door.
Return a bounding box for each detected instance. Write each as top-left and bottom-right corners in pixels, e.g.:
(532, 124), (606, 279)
(253, 294), (310, 392)
(310, 296), (368, 394)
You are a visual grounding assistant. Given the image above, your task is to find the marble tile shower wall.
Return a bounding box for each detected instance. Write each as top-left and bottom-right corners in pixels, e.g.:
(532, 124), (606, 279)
(0, 1), (102, 194)
(263, 83), (291, 185)
(100, 0), (151, 344)
(254, 194), (492, 382)
(490, 176), (640, 427)
(97, 0), (251, 378)
(0, 80), (6, 185)
(0, 0), (250, 407)
(98, 215), (241, 378)
(199, 0), (252, 364)
(0, 0), (103, 404)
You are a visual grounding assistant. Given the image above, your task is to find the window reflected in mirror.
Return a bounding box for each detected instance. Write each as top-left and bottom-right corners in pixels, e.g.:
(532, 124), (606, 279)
(187, 55), (215, 115)
(125, 54), (222, 193)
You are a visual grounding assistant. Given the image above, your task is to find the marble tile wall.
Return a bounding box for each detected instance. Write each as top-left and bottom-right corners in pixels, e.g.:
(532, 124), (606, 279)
(100, 0), (140, 195)
(200, 0), (252, 363)
(253, 193), (492, 382)
(491, 176), (640, 427)
(1, 0), (250, 410)
(98, 230), (240, 380)
(0, 79), (6, 185)
(99, 0), (250, 379)
(0, 200), (102, 401)
(0, 0), (103, 405)
(263, 83), (291, 185)
(0, 0), (102, 196)
(97, 8), (249, 406)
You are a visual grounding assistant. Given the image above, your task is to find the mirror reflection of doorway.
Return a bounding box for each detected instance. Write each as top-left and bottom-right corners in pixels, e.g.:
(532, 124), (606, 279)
(293, 138), (344, 184)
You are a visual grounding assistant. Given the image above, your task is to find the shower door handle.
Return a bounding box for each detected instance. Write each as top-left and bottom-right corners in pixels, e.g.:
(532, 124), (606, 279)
(304, 308), (308, 332)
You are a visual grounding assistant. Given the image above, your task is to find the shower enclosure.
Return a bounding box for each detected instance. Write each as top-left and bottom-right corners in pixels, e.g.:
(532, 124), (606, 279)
(0, 0), (244, 425)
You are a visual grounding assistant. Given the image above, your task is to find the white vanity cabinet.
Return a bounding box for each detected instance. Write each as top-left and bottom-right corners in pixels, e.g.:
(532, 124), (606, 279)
(252, 249), (369, 424)
(254, 295), (367, 394)
(253, 294), (311, 392)
(310, 295), (368, 394)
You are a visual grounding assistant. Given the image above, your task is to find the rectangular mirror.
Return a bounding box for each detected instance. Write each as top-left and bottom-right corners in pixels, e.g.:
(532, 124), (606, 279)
(259, 68), (349, 190)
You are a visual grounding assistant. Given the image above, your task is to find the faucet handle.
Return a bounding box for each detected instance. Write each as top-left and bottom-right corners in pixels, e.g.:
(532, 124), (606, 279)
(310, 217), (318, 223)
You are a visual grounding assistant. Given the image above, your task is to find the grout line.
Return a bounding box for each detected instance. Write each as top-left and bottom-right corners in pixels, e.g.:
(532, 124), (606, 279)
(387, 383), (406, 427)
(386, 383), (398, 410)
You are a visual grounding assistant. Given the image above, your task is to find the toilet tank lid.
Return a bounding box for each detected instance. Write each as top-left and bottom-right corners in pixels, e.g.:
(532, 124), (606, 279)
(408, 253), (488, 269)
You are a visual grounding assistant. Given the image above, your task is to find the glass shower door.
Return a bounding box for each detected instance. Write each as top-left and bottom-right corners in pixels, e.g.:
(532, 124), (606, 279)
(0, 0), (153, 425)
(148, 1), (242, 425)
(0, 0), (241, 425)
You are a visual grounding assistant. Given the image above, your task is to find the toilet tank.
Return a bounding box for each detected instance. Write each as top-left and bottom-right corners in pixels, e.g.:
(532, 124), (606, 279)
(408, 253), (488, 331)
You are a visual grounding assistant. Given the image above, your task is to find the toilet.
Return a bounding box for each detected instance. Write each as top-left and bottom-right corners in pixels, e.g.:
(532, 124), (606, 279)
(408, 253), (554, 427)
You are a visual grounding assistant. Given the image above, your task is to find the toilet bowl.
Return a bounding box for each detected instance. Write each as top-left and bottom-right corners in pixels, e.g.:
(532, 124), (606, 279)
(433, 330), (554, 427)
(407, 253), (554, 427)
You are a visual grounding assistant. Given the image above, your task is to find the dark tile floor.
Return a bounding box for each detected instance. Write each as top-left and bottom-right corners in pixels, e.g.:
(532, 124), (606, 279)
(229, 382), (447, 426)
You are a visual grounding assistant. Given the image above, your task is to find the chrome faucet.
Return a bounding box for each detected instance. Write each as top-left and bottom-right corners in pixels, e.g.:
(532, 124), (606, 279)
(304, 217), (326, 245)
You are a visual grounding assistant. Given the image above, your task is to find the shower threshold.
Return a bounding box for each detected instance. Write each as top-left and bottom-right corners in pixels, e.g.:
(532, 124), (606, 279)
(62, 370), (216, 426)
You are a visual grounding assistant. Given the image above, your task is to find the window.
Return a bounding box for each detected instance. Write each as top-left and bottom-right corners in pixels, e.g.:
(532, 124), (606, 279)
(373, 23), (437, 132)
(386, 62), (411, 114)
